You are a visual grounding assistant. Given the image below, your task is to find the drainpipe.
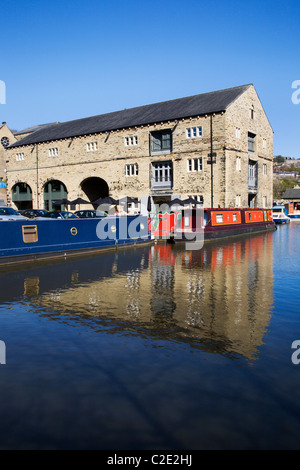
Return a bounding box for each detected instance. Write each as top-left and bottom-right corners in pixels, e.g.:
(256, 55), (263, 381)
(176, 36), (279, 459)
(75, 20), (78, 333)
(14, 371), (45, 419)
(36, 144), (39, 209)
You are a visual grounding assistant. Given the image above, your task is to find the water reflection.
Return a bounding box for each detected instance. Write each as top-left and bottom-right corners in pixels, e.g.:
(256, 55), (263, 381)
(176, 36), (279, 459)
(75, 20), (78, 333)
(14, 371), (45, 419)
(0, 231), (274, 362)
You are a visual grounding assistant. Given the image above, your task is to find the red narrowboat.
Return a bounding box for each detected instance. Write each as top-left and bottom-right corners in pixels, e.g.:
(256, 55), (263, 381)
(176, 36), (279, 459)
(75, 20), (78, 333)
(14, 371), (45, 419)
(152, 208), (276, 243)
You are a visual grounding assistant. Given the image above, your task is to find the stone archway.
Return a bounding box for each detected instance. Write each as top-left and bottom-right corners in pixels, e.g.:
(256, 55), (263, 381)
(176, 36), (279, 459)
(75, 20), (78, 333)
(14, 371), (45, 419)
(43, 180), (68, 211)
(12, 182), (33, 210)
(81, 177), (109, 205)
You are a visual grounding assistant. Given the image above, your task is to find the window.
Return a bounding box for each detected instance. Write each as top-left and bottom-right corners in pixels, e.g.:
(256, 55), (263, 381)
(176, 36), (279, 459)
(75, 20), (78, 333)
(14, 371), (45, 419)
(235, 127), (241, 139)
(263, 138), (267, 149)
(151, 130), (172, 154)
(235, 195), (241, 207)
(248, 160), (257, 188)
(187, 157), (203, 172)
(248, 132), (255, 153)
(186, 126), (203, 138)
(16, 153), (24, 161)
(1, 136), (9, 148)
(184, 216), (190, 227)
(152, 161), (173, 189)
(125, 163), (138, 176)
(236, 156), (241, 171)
(233, 213), (237, 222)
(22, 225), (38, 244)
(250, 106), (254, 120)
(125, 136), (138, 146)
(49, 148), (58, 156)
(189, 194), (204, 204)
(263, 163), (267, 175)
(86, 142), (97, 152)
(216, 214), (223, 223)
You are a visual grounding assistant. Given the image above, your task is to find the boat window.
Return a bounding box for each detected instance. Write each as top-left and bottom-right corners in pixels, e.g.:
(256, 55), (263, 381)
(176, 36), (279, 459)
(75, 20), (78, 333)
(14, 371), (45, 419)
(184, 216), (190, 227)
(216, 214), (223, 223)
(233, 213), (237, 222)
(248, 213), (252, 221)
(22, 225), (38, 243)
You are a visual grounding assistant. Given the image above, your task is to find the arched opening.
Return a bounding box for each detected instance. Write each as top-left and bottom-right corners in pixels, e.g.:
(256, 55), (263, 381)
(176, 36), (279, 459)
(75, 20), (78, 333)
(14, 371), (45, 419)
(43, 180), (68, 211)
(12, 183), (33, 210)
(81, 177), (109, 206)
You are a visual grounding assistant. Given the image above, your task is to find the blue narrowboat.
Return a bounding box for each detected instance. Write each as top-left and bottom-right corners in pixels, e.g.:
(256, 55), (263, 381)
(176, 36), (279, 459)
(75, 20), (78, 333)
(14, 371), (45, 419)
(0, 215), (151, 265)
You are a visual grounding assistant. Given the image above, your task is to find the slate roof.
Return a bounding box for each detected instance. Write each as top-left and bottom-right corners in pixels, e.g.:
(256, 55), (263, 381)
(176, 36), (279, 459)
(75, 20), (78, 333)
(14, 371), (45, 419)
(14, 122), (60, 136)
(282, 189), (300, 199)
(9, 84), (252, 148)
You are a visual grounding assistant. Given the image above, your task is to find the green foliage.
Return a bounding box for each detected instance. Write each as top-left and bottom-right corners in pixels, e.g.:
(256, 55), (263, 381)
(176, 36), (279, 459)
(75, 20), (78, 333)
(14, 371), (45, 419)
(273, 178), (298, 199)
(274, 155), (285, 163)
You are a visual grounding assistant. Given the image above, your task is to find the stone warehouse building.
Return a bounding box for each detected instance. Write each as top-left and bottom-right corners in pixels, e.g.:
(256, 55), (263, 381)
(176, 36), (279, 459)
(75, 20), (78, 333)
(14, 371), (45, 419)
(5, 83), (273, 212)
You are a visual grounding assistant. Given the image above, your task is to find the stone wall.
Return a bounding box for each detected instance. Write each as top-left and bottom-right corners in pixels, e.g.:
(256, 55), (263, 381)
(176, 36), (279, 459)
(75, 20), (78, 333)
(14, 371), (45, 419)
(224, 85), (273, 207)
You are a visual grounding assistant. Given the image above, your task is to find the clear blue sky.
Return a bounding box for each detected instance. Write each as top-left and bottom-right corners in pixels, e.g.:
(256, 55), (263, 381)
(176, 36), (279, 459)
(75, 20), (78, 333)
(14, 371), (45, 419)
(1, 0), (300, 156)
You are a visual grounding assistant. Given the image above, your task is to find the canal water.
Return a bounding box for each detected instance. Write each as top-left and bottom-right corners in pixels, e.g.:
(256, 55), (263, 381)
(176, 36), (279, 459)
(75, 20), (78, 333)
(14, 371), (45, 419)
(0, 222), (299, 450)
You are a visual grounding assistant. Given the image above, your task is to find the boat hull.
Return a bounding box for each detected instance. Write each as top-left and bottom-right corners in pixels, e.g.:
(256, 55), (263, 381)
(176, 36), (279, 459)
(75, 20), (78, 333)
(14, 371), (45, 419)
(0, 215), (151, 265)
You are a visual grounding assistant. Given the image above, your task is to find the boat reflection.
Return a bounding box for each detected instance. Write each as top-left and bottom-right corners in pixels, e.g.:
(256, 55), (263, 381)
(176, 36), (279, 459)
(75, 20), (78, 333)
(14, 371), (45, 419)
(0, 231), (274, 361)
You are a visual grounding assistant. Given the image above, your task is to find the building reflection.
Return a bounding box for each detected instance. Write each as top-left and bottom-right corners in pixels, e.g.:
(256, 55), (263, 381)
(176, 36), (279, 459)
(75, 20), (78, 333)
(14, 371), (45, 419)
(16, 232), (274, 361)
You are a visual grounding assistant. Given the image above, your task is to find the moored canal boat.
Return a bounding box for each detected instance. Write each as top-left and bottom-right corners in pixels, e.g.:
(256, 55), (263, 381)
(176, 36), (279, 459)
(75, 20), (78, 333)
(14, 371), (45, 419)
(272, 205), (291, 224)
(153, 207), (276, 243)
(0, 215), (151, 265)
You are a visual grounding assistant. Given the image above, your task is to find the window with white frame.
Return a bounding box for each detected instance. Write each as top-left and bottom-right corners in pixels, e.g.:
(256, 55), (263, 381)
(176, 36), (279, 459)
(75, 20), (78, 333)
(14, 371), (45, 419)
(186, 126), (203, 138)
(189, 194), (204, 204)
(125, 136), (138, 146)
(16, 153), (24, 161)
(235, 195), (241, 207)
(86, 142), (98, 152)
(187, 157), (203, 172)
(49, 148), (58, 157)
(263, 163), (267, 175)
(125, 163), (138, 176)
(235, 127), (241, 139)
(236, 156), (241, 171)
